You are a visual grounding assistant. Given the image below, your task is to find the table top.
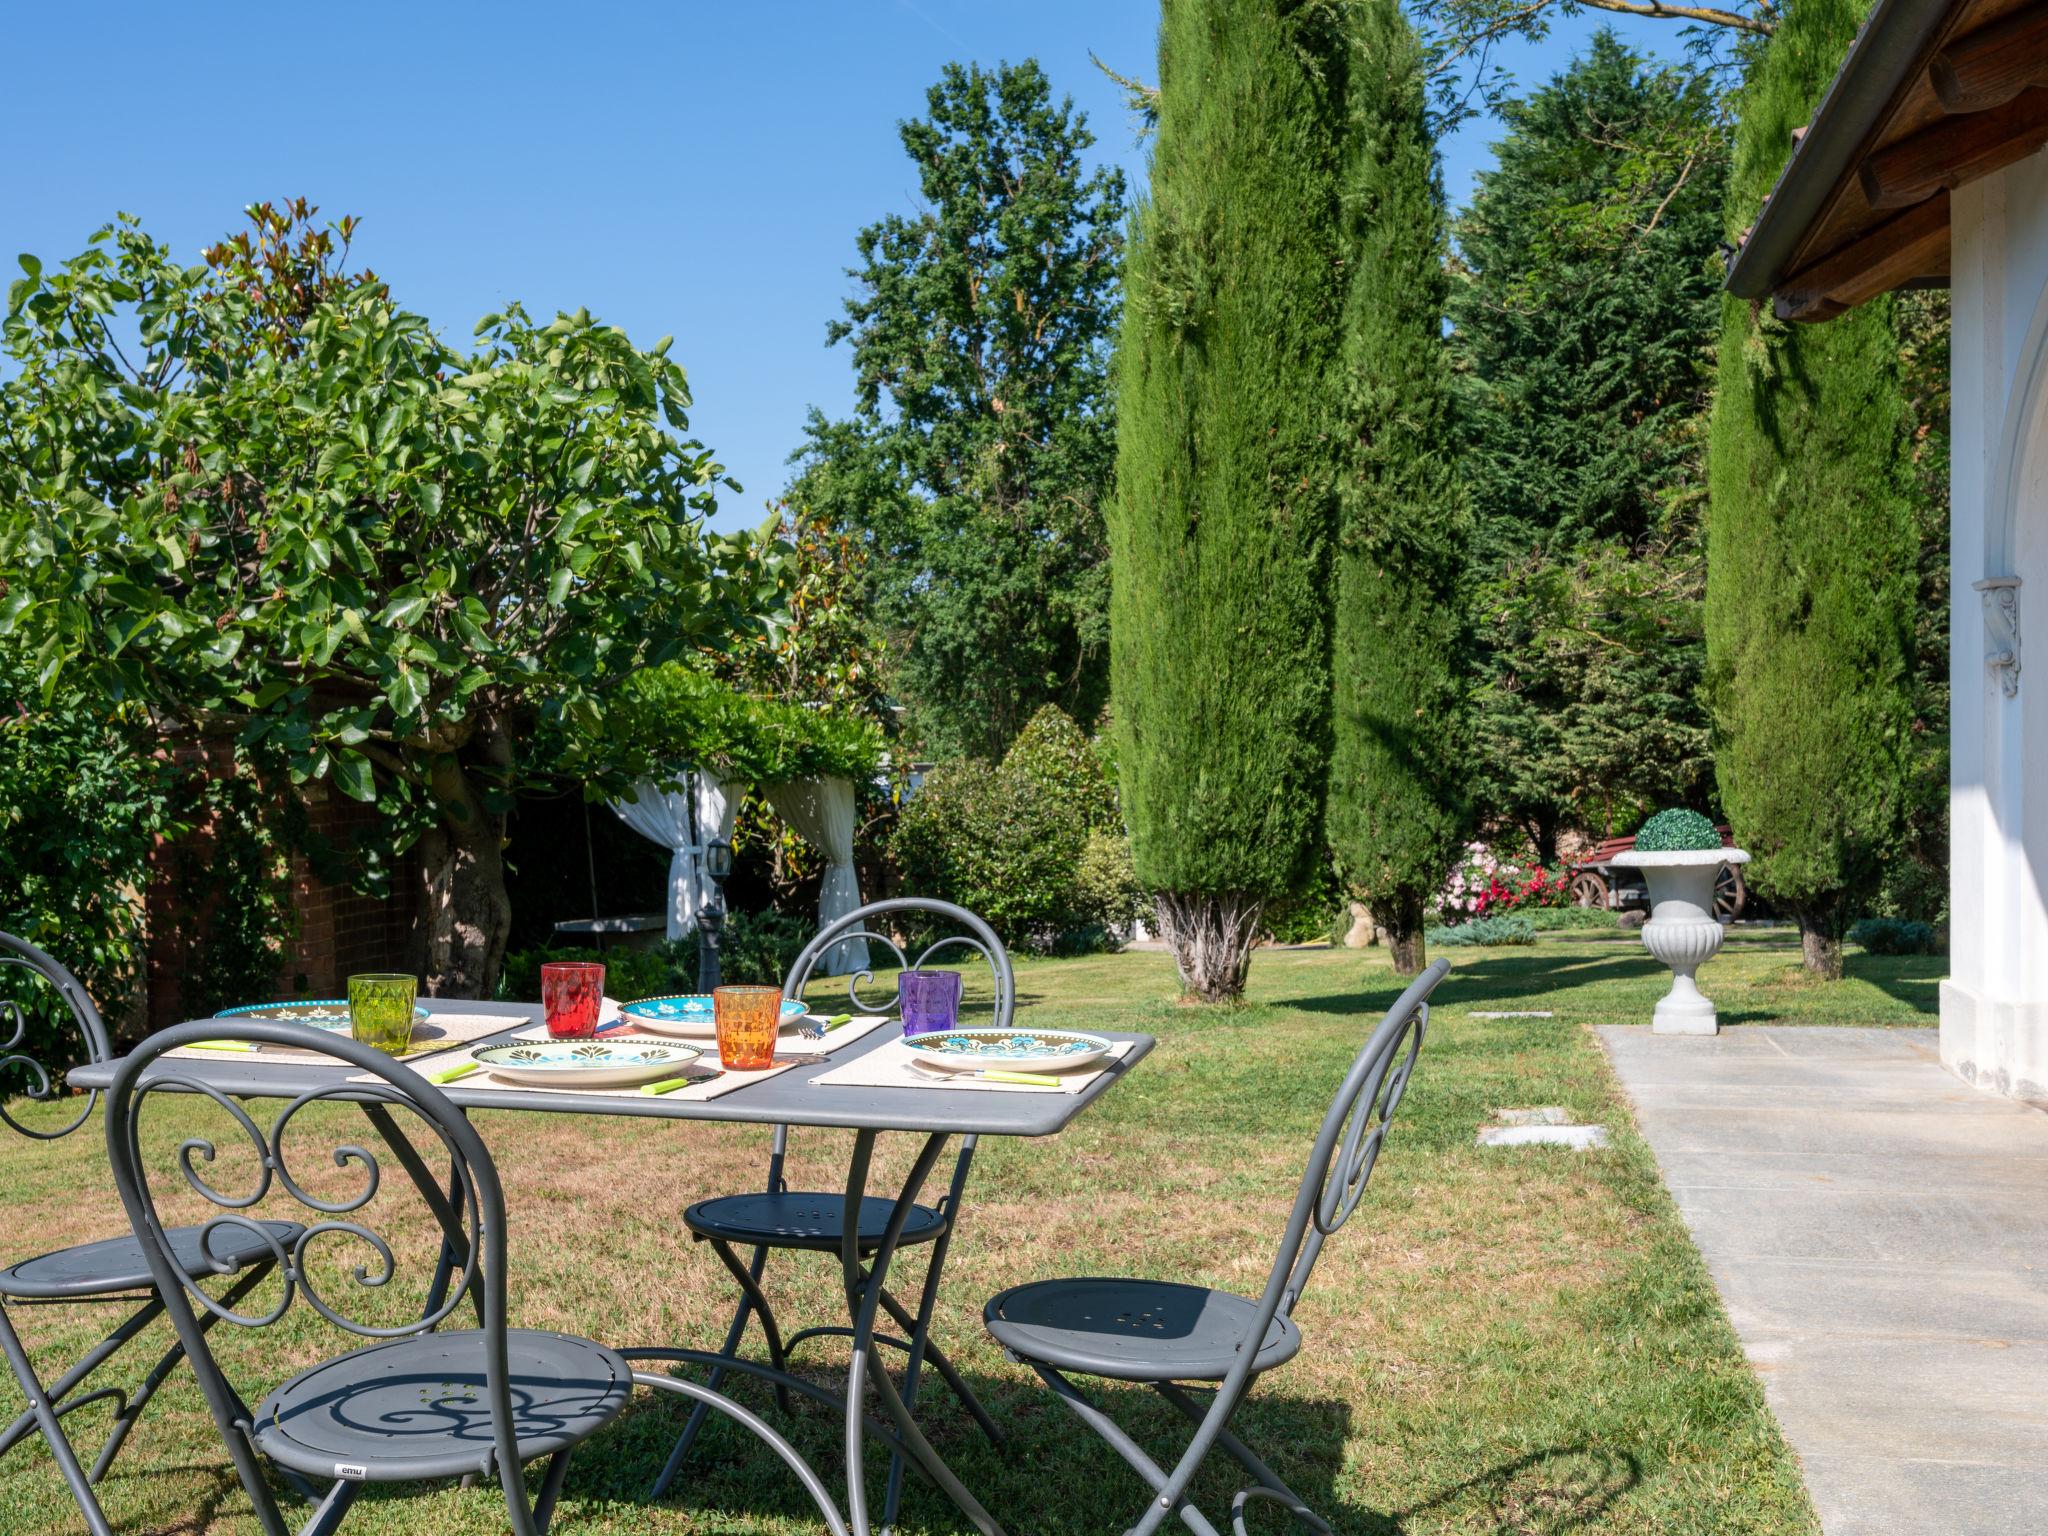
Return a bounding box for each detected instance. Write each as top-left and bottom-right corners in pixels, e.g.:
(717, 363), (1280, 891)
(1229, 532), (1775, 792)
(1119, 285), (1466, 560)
(66, 1000), (1155, 1139)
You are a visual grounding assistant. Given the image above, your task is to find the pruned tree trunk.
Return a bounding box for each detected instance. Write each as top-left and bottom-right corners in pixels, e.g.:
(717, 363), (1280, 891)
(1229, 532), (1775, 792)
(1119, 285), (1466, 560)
(412, 729), (512, 998)
(1798, 911), (1844, 980)
(1381, 889), (1428, 977)
(1153, 891), (1263, 1003)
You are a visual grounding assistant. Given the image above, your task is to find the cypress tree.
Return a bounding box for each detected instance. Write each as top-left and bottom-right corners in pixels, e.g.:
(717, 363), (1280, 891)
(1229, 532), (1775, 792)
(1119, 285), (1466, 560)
(1111, 0), (1349, 1001)
(1326, 0), (1469, 975)
(1706, 0), (1918, 977)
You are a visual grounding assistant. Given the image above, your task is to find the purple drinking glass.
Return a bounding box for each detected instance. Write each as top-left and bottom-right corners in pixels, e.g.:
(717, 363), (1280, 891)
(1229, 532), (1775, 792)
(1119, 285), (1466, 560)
(898, 969), (963, 1037)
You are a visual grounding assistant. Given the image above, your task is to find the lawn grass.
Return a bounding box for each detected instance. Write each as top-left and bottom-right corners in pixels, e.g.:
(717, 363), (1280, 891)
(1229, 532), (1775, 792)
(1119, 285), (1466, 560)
(0, 934), (1936, 1534)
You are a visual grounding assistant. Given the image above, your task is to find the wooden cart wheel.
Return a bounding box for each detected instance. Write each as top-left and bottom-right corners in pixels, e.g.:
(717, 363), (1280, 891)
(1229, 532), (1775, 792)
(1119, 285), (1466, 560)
(1715, 862), (1746, 922)
(1569, 870), (1610, 909)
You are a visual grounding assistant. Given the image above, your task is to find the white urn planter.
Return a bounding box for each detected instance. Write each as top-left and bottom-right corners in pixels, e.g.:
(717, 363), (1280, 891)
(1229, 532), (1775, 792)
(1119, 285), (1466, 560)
(1610, 846), (1750, 1035)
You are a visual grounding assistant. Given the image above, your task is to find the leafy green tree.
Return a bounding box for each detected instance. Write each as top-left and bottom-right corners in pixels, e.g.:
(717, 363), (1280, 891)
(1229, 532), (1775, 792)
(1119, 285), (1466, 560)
(0, 206), (775, 996)
(1112, 0), (1348, 1001)
(1706, 0), (1919, 977)
(1449, 35), (1731, 854)
(1327, 0), (1471, 977)
(791, 59), (1125, 760)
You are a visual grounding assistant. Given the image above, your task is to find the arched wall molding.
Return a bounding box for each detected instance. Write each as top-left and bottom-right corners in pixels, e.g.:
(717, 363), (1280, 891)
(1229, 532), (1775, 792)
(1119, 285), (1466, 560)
(1979, 257), (2048, 693)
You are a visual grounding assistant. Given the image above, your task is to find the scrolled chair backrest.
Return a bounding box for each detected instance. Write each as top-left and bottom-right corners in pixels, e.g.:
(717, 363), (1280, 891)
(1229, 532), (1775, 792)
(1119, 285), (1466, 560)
(783, 897), (1016, 1032)
(0, 930), (113, 1143)
(1271, 957), (1449, 1319)
(103, 1020), (530, 1520)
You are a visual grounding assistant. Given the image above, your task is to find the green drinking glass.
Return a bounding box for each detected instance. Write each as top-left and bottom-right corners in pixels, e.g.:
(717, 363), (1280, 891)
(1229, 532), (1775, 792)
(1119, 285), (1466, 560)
(348, 973), (417, 1054)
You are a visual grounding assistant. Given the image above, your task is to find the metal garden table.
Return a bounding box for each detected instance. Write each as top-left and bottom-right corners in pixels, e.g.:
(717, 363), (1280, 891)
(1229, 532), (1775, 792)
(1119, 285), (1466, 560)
(68, 1000), (1154, 1536)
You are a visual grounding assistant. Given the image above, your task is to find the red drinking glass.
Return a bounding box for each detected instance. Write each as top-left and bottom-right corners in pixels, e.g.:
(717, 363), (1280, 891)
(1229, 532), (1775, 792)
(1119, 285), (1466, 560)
(541, 961), (604, 1039)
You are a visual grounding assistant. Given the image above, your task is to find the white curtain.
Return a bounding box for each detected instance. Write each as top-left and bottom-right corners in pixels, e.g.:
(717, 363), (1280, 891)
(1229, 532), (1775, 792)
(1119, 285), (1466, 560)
(609, 768), (743, 942)
(765, 775), (868, 975)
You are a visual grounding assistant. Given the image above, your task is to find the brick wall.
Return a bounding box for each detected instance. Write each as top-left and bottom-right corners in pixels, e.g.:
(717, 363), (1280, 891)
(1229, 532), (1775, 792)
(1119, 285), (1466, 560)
(143, 751), (418, 1030)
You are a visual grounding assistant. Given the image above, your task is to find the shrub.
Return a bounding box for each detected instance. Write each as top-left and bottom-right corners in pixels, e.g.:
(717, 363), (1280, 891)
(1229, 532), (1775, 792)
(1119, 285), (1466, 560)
(1427, 914), (1538, 947)
(892, 707), (1140, 953)
(1635, 808), (1721, 852)
(1848, 916), (1941, 957)
(1522, 904), (1621, 932)
(495, 943), (692, 1005)
(1440, 841), (1573, 919)
(707, 909), (816, 987)
(1263, 855), (1348, 945)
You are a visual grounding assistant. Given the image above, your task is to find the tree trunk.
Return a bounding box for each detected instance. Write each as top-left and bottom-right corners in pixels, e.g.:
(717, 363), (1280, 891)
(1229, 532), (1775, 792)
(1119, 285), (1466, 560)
(1153, 891), (1263, 1003)
(1382, 888), (1428, 977)
(1798, 911), (1844, 980)
(412, 735), (512, 998)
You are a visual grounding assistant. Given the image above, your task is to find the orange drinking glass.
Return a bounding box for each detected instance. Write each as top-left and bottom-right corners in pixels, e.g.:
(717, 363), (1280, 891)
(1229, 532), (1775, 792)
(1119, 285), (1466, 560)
(713, 985), (782, 1071)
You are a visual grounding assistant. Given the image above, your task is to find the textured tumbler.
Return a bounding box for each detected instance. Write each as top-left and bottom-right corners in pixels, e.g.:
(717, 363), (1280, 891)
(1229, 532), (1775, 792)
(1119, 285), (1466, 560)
(542, 961), (605, 1039)
(713, 985), (782, 1071)
(347, 973), (417, 1054)
(899, 969), (963, 1037)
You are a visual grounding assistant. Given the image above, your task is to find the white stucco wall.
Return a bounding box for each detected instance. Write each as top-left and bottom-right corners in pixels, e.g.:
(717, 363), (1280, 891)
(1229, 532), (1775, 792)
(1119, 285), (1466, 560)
(1944, 156), (2048, 1100)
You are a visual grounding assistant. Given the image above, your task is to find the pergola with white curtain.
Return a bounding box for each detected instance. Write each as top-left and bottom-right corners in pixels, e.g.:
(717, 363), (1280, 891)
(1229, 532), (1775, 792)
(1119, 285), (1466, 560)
(608, 767), (869, 976)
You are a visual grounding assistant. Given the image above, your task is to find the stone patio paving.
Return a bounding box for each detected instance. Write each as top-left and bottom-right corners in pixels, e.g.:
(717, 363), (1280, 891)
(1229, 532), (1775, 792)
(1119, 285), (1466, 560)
(1598, 1024), (2048, 1535)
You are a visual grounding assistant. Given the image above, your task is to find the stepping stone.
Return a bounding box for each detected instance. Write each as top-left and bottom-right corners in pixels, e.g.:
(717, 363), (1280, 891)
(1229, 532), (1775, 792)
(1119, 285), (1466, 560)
(1496, 1106), (1572, 1125)
(1470, 1010), (1555, 1018)
(1476, 1124), (1611, 1150)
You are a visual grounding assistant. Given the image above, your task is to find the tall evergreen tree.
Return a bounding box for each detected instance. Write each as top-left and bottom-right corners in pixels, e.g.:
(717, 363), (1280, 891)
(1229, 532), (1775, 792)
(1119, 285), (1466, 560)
(792, 60), (1125, 761)
(1326, 0), (1469, 975)
(1449, 35), (1730, 856)
(1706, 0), (1918, 977)
(1112, 0), (1349, 1002)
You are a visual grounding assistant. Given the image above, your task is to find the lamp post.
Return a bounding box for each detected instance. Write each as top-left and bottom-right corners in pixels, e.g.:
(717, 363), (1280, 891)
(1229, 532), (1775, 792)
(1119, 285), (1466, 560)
(695, 837), (735, 992)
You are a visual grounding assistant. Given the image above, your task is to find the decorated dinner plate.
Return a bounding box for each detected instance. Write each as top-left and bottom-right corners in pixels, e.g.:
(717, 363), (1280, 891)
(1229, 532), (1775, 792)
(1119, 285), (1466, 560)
(620, 994), (809, 1039)
(904, 1028), (1113, 1074)
(472, 1037), (703, 1089)
(215, 1000), (431, 1031)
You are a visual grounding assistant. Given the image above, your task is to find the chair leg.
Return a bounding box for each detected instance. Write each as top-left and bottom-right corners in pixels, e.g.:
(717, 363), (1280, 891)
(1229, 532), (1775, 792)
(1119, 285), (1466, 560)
(650, 1242), (775, 1500)
(532, 1447), (573, 1535)
(0, 1305), (117, 1536)
(297, 1477), (359, 1536)
(707, 1239), (793, 1412)
(1029, 1363), (1224, 1536)
(875, 1283), (1004, 1449)
(88, 1261), (271, 1485)
(1154, 1383), (1331, 1536)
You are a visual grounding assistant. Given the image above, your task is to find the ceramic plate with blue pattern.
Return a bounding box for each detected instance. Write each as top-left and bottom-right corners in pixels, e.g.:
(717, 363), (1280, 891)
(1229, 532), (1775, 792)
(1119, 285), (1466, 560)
(620, 994), (809, 1039)
(215, 1000), (431, 1031)
(905, 1028), (1112, 1074)
(472, 1037), (703, 1089)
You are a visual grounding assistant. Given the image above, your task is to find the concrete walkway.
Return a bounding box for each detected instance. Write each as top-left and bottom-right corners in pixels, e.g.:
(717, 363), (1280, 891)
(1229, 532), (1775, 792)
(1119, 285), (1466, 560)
(1598, 1025), (2048, 1535)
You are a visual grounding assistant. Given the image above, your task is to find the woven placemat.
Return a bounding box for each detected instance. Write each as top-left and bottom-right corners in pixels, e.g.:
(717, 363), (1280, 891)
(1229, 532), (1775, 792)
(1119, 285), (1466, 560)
(364, 1015), (892, 1102)
(160, 1011), (519, 1066)
(811, 1038), (1133, 1094)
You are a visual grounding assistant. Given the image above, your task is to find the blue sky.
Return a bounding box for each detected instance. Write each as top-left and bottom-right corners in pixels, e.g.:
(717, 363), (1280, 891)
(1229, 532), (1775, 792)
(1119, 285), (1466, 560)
(1, 2), (1689, 529)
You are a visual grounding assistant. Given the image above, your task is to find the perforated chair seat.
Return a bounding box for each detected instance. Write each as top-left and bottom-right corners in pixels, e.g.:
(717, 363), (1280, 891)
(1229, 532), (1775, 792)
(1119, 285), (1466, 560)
(0, 1220), (304, 1301)
(252, 1328), (630, 1483)
(684, 1192), (949, 1253)
(984, 1277), (1301, 1383)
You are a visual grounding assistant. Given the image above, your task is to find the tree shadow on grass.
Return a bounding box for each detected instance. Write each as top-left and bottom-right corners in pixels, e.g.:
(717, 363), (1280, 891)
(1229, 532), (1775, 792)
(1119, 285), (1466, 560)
(1292, 950), (1667, 1017)
(1845, 952), (1944, 1018)
(596, 1367), (1638, 1536)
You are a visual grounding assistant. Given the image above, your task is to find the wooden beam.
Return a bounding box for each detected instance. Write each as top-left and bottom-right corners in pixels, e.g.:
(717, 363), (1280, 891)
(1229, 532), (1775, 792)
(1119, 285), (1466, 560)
(1859, 86), (2048, 209)
(1774, 193), (1951, 322)
(1931, 0), (2048, 113)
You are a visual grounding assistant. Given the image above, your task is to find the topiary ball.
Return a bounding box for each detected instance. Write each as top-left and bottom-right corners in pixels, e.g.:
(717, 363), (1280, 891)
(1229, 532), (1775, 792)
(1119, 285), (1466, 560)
(1634, 808), (1721, 852)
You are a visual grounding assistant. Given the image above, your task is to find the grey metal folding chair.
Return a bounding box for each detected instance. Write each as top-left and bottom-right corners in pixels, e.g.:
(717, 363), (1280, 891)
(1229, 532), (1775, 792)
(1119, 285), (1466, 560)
(658, 897), (1010, 1528)
(983, 958), (1450, 1536)
(0, 931), (296, 1536)
(102, 1018), (855, 1536)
